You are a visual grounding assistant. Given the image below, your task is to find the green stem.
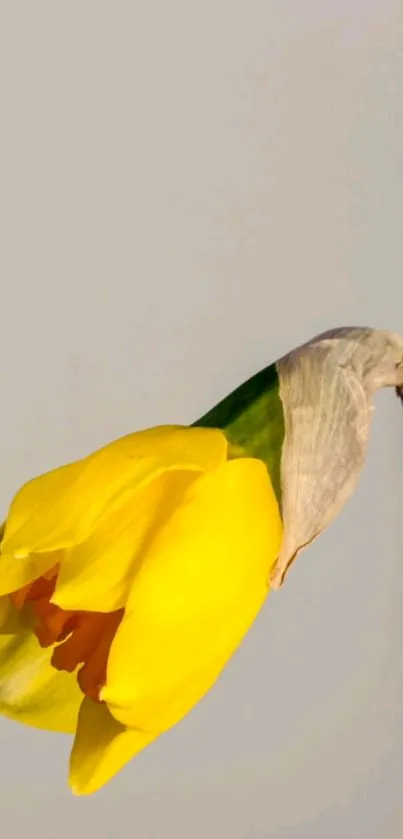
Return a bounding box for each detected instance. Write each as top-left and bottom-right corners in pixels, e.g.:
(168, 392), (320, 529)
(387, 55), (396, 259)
(193, 362), (284, 506)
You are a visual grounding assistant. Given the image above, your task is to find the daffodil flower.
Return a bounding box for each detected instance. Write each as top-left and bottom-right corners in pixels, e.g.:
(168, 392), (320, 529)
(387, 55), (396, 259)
(0, 326), (402, 795)
(0, 427), (282, 794)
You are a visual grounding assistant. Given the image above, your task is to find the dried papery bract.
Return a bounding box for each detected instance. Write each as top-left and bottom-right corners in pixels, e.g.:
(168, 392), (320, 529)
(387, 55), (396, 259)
(270, 327), (403, 588)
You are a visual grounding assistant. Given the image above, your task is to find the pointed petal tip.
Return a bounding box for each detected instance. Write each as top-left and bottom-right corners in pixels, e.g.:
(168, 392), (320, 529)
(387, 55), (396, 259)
(69, 779), (98, 797)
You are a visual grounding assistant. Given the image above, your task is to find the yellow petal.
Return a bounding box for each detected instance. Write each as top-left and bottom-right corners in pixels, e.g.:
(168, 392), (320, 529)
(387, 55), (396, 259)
(2, 426), (227, 557)
(0, 550), (61, 598)
(2, 463), (82, 555)
(0, 599), (82, 733)
(102, 458), (282, 732)
(69, 697), (156, 795)
(52, 471), (198, 612)
(0, 596), (29, 634)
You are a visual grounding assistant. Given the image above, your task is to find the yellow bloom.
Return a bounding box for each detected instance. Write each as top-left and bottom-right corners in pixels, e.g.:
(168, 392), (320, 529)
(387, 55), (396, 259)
(0, 425), (282, 795)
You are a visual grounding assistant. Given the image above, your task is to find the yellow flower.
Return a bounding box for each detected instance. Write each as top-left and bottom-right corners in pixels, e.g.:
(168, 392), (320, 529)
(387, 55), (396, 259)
(0, 425), (282, 795)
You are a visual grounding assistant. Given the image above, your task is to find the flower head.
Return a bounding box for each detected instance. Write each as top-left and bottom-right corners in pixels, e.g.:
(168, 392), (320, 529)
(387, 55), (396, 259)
(2, 325), (403, 795)
(0, 425), (282, 794)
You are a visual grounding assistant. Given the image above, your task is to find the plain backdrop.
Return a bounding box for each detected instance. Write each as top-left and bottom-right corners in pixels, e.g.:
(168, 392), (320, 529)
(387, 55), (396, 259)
(1, 3), (403, 838)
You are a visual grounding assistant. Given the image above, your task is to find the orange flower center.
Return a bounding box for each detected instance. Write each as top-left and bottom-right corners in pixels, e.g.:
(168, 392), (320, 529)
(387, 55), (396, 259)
(9, 567), (124, 702)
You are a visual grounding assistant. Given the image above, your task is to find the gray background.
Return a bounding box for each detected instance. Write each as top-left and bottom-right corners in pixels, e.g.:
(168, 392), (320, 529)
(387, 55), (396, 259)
(1, 2), (403, 837)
